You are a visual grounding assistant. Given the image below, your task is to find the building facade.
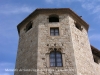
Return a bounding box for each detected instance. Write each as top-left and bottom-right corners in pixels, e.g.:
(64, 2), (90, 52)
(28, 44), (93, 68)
(15, 8), (100, 75)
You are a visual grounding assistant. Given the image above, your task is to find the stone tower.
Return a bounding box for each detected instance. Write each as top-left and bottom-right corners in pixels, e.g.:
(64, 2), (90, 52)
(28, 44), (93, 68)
(15, 8), (100, 75)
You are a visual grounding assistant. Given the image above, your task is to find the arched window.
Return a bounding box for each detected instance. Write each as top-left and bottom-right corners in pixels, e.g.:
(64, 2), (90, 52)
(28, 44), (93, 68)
(49, 15), (59, 22)
(26, 22), (32, 32)
(50, 48), (62, 67)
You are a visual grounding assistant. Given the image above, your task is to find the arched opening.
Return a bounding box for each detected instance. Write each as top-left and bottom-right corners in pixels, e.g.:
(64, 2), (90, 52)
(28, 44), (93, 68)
(50, 48), (62, 67)
(75, 23), (82, 31)
(49, 15), (59, 22)
(26, 22), (32, 32)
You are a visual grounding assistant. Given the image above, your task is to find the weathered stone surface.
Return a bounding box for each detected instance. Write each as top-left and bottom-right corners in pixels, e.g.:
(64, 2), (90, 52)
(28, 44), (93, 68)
(15, 8), (100, 75)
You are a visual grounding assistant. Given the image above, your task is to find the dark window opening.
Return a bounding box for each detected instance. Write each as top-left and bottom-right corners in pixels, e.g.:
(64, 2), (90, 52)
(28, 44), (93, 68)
(75, 23), (82, 31)
(50, 48), (63, 67)
(50, 28), (59, 36)
(93, 55), (99, 64)
(26, 22), (32, 32)
(94, 58), (98, 63)
(49, 15), (59, 22)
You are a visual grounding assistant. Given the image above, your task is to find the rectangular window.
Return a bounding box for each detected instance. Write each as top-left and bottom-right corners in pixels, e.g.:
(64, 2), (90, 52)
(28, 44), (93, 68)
(50, 28), (59, 36)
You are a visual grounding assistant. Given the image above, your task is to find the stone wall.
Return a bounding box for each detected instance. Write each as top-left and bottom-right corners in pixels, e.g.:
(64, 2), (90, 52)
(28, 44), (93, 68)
(14, 17), (38, 75)
(15, 12), (100, 75)
(37, 14), (77, 75)
(69, 15), (96, 75)
(93, 55), (100, 75)
(94, 63), (100, 75)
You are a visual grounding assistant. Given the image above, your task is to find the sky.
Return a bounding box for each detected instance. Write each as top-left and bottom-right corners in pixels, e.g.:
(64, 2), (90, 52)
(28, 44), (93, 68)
(0, 0), (100, 75)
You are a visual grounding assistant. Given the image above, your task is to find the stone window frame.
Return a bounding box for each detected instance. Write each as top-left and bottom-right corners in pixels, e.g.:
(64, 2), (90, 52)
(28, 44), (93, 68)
(50, 27), (59, 36)
(48, 25), (62, 37)
(46, 47), (65, 68)
(50, 48), (63, 67)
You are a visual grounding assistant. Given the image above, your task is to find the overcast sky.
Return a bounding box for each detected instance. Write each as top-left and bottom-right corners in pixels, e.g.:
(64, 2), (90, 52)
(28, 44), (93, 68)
(0, 0), (100, 75)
